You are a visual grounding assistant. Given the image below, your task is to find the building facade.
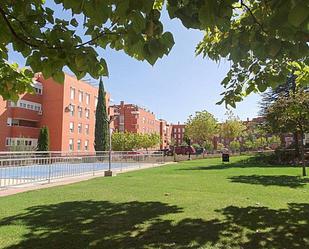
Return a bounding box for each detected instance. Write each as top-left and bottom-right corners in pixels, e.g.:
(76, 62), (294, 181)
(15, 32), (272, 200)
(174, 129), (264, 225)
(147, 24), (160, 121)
(171, 123), (186, 146)
(0, 73), (110, 152)
(111, 101), (160, 135)
(159, 119), (172, 149)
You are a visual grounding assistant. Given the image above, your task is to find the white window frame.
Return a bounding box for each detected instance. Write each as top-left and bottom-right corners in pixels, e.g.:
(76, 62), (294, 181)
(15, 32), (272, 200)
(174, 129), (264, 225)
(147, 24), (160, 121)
(69, 139), (74, 151)
(77, 139), (81, 151)
(85, 140), (89, 151)
(85, 109), (90, 119)
(86, 94), (90, 105)
(78, 123), (82, 134)
(69, 122), (74, 133)
(78, 91), (83, 103)
(70, 87), (75, 100)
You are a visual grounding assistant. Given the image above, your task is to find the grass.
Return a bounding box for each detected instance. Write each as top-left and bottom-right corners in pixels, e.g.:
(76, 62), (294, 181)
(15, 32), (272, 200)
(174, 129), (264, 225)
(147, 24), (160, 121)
(0, 156), (309, 249)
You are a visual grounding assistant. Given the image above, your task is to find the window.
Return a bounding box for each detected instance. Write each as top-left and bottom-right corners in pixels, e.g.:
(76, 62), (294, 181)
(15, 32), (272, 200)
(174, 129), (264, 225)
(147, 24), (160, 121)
(33, 81), (43, 95)
(11, 119), (19, 126)
(78, 91), (83, 102)
(69, 122), (74, 133)
(7, 118), (12, 126)
(5, 138), (10, 146)
(70, 105), (75, 116)
(85, 140), (89, 151)
(77, 139), (81, 151)
(178, 128), (181, 132)
(85, 93), (90, 105)
(35, 87), (42, 95)
(95, 97), (98, 108)
(78, 107), (83, 118)
(70, 87), (75, 100)
(78, 123), (82, 134)
(182, 128), (185, 133)
(85, 124), (89, 135)
(119, 115), (124, 124)
(85, 109), (90, 119)
(174, 128), (177, 133)
(69, 139), (74, 151)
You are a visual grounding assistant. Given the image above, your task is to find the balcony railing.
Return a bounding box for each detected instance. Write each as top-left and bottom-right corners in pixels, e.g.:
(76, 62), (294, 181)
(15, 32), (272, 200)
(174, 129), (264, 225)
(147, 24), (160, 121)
(10, 108), (42, 121)
(10, 126), (40, 137)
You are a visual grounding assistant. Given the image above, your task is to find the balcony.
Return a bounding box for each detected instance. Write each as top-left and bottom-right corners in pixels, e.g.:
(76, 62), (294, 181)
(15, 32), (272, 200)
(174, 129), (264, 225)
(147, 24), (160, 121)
(11, 126), (40, 138)
(10, 108), (42, 121)
(131, 111), (140, 115)
(21, 93), (42, 103)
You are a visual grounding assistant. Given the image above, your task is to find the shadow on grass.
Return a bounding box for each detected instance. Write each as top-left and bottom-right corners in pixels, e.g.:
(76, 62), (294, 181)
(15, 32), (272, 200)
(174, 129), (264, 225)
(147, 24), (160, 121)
(179, 157), (296, 171)
(229, 175), (309, 188)
(1, 200), (309, 248)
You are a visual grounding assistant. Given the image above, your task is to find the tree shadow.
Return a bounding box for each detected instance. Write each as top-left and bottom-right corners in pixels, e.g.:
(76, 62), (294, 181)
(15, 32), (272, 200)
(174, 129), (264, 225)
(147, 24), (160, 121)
(179, 157), (297, 171)
(1, 201), (309, 248)
(229, 175), (309, 188)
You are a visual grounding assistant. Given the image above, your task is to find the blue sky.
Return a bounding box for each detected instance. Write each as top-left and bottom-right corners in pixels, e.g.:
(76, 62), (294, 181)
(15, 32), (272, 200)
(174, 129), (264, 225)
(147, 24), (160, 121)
(8, 3), (262, 124)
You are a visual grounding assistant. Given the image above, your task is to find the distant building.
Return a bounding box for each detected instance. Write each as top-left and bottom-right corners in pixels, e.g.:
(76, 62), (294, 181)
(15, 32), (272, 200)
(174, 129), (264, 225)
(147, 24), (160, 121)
(171, 123), (186, 146)
(0, 73), (110, 152)
(111, 101), (160, 135)
(159, 119), (172, 149)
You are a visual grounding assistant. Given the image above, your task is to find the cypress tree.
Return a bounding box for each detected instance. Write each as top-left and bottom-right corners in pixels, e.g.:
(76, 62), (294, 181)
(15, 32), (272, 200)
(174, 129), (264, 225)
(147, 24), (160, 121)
(37, 126), (49, 151)
(94, 78), (109, 151)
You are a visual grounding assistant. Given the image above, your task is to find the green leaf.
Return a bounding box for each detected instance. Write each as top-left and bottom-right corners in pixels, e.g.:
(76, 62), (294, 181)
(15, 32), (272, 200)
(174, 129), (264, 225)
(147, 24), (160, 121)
(52, 71), (65, 83)
(288, 4), (309, 27)
(70, 18), (78, 27)
(99, 59), (109, 77)
(132, 13), (146, 32)
(161, 32), (175, 50)
(269, 39), (281, 57)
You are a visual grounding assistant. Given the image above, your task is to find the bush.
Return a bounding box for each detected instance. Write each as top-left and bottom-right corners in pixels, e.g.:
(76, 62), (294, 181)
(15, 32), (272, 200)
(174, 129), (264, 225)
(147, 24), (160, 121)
(37, 126), (49, 151)
(192, 143), (201, 150)
(203, 140), (214, 152)
(229, 141), (240, 152)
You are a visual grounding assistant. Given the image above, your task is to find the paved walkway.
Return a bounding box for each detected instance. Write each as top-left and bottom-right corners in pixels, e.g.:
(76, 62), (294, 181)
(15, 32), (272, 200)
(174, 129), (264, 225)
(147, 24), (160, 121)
(0, 162), (174, 197)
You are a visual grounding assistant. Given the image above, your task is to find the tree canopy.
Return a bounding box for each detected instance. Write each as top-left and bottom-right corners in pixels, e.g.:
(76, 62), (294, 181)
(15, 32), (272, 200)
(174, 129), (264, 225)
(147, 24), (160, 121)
(220, 111), (246, 143)
(94, 78), (109, 151)
(0, 0), (174, 100)
(112, 132), (160, 151)
(185, 110), (218, 145)
(1, 0), (308, 105)
(264, 90), (309, 175)
(37, 126), (50, 151)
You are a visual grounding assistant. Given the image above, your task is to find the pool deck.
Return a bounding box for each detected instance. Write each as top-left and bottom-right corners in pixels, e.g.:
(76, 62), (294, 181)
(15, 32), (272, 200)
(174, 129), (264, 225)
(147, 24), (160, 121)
(0, 162), (175, 197)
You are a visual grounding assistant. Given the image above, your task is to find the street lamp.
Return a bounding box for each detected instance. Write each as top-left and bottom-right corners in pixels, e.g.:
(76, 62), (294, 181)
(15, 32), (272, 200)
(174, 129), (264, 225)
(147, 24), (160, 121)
(188, 138), (192, 160)
(104, 115), (118, 177)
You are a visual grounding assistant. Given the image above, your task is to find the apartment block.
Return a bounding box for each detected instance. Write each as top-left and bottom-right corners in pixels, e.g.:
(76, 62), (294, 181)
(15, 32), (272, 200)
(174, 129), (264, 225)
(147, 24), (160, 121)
(159, 119), (172, 149)
(171, 123), (186, 146)
(0, 73), (110, 152)
(111, 101), (160, 135)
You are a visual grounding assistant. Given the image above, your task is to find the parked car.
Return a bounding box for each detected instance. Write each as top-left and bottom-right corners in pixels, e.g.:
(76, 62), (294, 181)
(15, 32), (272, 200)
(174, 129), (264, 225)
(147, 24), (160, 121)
(174, 146), (196, 155)
(159, 149), (170, 156)
(195, 147), (204, 155)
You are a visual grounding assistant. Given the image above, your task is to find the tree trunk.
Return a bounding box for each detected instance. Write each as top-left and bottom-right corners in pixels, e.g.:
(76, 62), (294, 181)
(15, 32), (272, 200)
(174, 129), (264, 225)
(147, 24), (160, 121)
(299, 132), (306, 176)
(293, 131), (300, 161)
(173, 146), (176, 162)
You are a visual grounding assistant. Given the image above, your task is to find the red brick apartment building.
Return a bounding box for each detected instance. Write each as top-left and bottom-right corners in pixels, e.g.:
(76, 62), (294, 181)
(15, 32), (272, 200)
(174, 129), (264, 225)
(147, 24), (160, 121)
(171, 123), (186, 146)
(159, 119), (172, 149)
(0, 73), (110, 152)
(111, 101), (160, 135)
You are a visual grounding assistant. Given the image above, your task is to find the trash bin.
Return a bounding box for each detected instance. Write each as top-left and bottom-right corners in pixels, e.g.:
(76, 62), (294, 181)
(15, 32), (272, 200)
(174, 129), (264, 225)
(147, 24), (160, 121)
(222, 153), (230, 162)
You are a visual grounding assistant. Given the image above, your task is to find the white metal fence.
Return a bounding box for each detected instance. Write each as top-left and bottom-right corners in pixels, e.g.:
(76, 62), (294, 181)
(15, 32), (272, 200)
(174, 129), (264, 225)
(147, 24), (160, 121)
(0, 151), (164, 188)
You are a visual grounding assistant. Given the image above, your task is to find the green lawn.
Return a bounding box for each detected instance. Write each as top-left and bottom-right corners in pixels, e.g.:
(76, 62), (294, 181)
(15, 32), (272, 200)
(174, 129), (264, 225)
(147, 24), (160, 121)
(0, 156), (309, 249)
